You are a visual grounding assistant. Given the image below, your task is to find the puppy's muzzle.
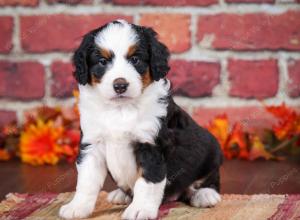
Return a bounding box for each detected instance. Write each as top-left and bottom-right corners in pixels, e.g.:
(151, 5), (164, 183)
(113, 78), (129, 94)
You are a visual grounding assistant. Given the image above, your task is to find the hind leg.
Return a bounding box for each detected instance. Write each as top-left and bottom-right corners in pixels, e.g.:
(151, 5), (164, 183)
(187, 169), (221, 208)
(190, 188), (221, 208)
(107, 188), (132, 205)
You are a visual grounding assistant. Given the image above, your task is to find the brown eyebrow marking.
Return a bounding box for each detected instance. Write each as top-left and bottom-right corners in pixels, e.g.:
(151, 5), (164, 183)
(127, 45), (137, 57)
(99, 47), (113, 59)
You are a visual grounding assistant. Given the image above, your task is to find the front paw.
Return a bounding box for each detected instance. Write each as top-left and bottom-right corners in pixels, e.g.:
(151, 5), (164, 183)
(59, 200), (94, 219)
(122, 203), (158, 220)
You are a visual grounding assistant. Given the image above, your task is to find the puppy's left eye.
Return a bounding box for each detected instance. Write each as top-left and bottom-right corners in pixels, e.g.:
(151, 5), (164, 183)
(99, 58), (108, 66)
(130, 56), (139, 65)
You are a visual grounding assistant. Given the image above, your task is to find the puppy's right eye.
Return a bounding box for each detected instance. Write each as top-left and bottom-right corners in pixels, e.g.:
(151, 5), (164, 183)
(99, 58), (108, 66)
(130, 56), (139, 65)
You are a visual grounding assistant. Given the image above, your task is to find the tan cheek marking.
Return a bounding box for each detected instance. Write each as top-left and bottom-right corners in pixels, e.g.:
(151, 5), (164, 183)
(142, 69), (153, 89)
(136, 166), (143, 181)
(91, 75), (101, 85)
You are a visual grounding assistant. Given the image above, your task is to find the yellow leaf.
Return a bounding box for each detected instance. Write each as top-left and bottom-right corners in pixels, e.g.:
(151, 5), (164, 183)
(249, 135), (275, 161)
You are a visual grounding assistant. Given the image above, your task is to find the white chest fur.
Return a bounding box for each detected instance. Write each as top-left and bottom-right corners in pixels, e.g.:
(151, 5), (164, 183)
(105, 140), (137, 189)
(78, 80), (170, 190)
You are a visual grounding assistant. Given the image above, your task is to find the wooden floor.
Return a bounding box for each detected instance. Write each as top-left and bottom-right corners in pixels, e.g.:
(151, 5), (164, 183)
(0, 160), (299, 200)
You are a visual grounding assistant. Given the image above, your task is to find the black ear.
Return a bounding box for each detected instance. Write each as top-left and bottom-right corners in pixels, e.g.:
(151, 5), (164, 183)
(73, 32), (95, 85)
(145, 28), (170, 81)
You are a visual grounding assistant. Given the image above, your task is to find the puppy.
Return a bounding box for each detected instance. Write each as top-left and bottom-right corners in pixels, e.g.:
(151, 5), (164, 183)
(59, 20), (223, 220)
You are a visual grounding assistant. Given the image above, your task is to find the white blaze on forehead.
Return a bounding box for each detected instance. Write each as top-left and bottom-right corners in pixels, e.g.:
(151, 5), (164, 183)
(95, 22), (138, 56)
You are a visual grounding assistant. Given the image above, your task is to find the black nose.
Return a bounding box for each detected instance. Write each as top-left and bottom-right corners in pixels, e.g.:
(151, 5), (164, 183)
(113, 78), (129, 94)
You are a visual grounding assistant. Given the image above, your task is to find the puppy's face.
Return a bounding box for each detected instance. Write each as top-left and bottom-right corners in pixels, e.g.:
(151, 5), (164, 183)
(73, 20), (170, 103)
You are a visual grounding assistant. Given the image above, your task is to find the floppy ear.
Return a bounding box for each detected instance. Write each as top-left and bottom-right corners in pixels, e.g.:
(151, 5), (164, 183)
(145, 28), (170, 81)
(73, 32), (95, 85)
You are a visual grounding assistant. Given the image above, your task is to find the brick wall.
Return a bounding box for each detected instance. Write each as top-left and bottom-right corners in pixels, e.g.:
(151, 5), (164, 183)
(0, 0), (300, 127)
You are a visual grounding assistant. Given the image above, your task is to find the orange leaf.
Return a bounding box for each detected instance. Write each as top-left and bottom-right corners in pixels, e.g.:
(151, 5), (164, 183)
(227, 123), (249, 160)
(266, 104), (300, 140)
(206, 115), (229, 151)
(0, 149), (11, 161)
(265, 103), (295, 119)
(2, 123), (18, 136)
(60, 130), (80, 162)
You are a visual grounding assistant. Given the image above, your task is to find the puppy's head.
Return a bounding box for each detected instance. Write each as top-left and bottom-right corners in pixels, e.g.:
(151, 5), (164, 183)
(74, 20), (170, 103)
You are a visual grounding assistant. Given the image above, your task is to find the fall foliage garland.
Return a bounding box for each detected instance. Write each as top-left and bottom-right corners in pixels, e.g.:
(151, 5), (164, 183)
(0, 101), (299, 165)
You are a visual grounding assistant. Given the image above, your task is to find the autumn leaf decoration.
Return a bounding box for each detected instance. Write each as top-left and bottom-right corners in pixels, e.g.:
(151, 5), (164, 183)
(0, 99), (299, 164)
(266, 104), (300, 140)
(0, 149), (11, 161)
(206, 115), (248, 159)
(206, 104), (300, 160)
(20, 119), (65, 165)
(19, 106), (80, 165)
(248, 135), (276, 161)
(0, 123), (19, 161)
(265, 104), (300, 155)
(0, 102), (80, 165)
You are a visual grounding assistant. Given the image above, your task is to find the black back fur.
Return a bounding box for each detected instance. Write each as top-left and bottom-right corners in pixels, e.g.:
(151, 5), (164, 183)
(135, 97), (223, 200)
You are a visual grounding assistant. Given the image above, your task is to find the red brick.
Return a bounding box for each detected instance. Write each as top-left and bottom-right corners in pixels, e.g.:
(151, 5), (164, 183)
(46, 0), (91, 4)
(192, 106), (280, 130)
(0, 0), (38, 6)
(287, 59), (300, 97)
(0, 17), (13, 53)
(20, 15), (132, 53)
(226, 0), (274, 3)
(228, 59), (278, 99)
(197, 11), (300, 50)
(169, 60), (220, 97)
(0, 61), (45, 100)
(51, 61), (77, 98)
(113, 0), (217, 6)
(0, 110), (17, 127)
(140, 14), (191, 53)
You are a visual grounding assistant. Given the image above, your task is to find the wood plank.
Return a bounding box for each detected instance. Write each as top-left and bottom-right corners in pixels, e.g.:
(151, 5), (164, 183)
(0, 160), (299, 200)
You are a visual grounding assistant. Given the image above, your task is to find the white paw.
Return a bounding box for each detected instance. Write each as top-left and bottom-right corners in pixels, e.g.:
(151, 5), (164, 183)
(121, 203), (158, 220)
(190, 188), (221, 208)
(59, 200), (94, 219)
(107, 189), (132, 205)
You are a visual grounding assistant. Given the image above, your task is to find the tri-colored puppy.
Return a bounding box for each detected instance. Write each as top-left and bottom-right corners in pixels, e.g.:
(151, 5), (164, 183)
(59, 20), (223, 220)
